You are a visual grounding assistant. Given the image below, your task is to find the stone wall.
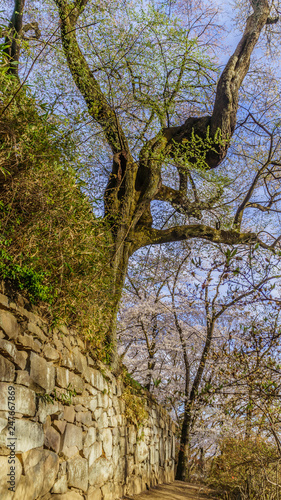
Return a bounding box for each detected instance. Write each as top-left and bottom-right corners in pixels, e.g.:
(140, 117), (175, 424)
(0, 290), (176, 499)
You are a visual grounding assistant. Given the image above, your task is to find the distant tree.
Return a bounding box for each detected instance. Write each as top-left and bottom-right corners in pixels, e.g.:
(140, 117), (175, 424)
(119, 242), (281, 479)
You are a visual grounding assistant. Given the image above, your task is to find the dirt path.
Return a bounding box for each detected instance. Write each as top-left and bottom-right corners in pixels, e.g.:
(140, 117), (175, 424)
(126, 481), (217, 499)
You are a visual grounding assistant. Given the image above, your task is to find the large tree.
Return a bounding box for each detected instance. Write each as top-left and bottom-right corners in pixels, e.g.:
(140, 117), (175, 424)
(2, 0), (281, 366)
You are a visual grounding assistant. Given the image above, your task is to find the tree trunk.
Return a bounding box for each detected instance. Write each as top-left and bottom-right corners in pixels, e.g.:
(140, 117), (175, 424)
(175, 401), (192, 481)
(4, 0), (25, 77)
(106, 231), (133, 370)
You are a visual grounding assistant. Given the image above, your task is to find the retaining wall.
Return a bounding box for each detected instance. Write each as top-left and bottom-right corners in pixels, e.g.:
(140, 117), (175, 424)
(0, 289), (175, 499)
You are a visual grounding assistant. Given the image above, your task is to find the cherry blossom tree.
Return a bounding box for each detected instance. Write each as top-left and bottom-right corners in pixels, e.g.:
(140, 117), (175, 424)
(119, 241), (281, 479)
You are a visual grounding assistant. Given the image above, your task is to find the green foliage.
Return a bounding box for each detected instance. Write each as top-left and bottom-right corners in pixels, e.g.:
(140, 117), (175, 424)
(37, 384), (77, 406)
(122, 369), (148, 427)
(0, 72), (114, 357)
(123, 371), (144, 392)
(0, 245), (52, 303)
(179, 126), (229, 171)
(208, 437), (281, 500)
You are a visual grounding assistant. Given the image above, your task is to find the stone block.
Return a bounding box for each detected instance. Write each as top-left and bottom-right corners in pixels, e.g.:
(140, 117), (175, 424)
(70, 372), (84, 394)
(114, 458), (125, 481)
(84, 427), (96, 448)
(0, 416), (7, 433)
(30, 352), (55, 392)
(45, 425), (61, 454)
(61, 423), (82, 458)
(56, 367), (84, 394)
(95, 362), (113, 381)
(74, 404), (85, 411)
(14, 304), (41, 325)
(96, 411), (108, 429)
(0, 455), (22, 499)
(126, 476), (142, 496)
(52, 475), (68, 494)
(0, 418), (44, 453)
(22, 449), (59, 499)
(53, 419), (66, 434)
(101, 482), (115, 500)
(16, 370), (32, 387)
(0, 382), (36, 416)
(87, 355), (95, 367)
(107, 407), (114, 417)
(60, 348), (75, 370)
(72, 346), (87, 374)
(150, 445), (156, 465)
(0, 292), (9, 310)
(87, 487), (102, 500)
(129, 426), (136, 444)
(38, 400), (61, 423)
(112, 445), (121, 466)
(17, 333), (42, 352)
(43, 414), (51, 431)
(13, 477), (28, 500)
(89, 457), (113, 486)
(87, 441), (102, 467)
(63, 406), (75, 423)
(0, 310), (19, 339)
(27, 322), (48, 342)
(89, 396), (98, 412)
(112, 397), (120, 412)
(96, 393), (103, 408)
(60, 324), (70, 337)
(59, 461), (67, 477)
(0, 354), (15, 382)
(127, 456), (135, 475)
(76, 337), (84, 349)
(86, 384), (98, 397)
(52, 492), (84, 500)
(89, 369), (107, 392)
(0, 338), (26, 369)
(108, 416), (117, 428)
(136, 440), (149, 463)
(69, 334), (76, 345)
(111, 381), (117, 395)
(102, 393), (109, 409)
(43, 345), (60, 362)
(113, 483), (124, 499)
(83, 366), (91, 383)
(112, 427), (119, 437)
(116, 381), (122, 397)
(67, 456), (88, 492)
(54, 338), (64, 351)
(76, 410), (92, 426)
(71, 394), (91, 408)
(88, 441), (102, 466)
(100, 428), (112, 458)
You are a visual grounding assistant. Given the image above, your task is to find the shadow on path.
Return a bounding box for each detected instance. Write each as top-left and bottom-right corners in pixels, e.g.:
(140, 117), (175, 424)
(125, 480), (217, 499)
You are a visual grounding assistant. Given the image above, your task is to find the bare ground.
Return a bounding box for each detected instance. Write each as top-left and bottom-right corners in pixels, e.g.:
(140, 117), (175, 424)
(125, 481), (217, 499)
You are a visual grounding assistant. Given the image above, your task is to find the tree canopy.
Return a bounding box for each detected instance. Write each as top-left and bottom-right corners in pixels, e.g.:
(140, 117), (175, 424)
(1, 0), (281, 362)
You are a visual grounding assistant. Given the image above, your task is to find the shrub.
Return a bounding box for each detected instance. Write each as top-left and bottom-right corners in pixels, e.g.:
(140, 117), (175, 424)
(0, 71), (114, 359)
(208, 436), (281, 500)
